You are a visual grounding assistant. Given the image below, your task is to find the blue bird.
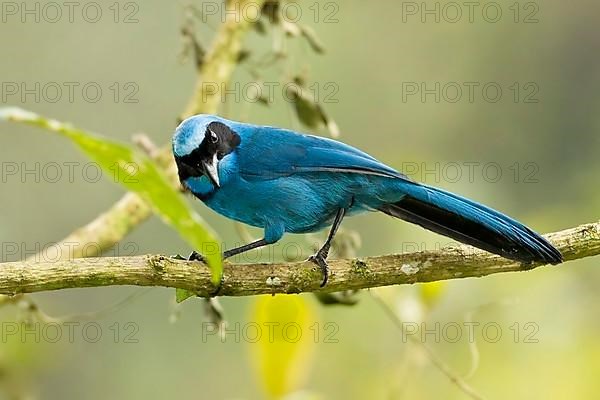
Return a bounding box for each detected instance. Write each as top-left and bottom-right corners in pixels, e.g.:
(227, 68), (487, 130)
(172, 115), (562, 287)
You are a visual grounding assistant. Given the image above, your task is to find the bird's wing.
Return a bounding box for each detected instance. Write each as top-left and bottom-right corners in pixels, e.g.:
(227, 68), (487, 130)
(236, 126), (409, 181)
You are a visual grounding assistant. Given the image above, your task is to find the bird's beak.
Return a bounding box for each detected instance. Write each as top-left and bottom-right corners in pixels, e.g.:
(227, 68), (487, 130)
(202, 153), (220, 188)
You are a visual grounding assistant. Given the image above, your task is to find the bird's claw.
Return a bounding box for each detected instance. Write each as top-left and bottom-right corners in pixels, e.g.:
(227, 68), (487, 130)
(209, 275), (224, 297)
(308, 253), (329, 287)
(182, 251), (223, 297)
(187, 251), (205, 263)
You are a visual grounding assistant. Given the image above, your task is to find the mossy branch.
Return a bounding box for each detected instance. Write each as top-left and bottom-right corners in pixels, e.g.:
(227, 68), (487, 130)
(3, 221), (598, 297)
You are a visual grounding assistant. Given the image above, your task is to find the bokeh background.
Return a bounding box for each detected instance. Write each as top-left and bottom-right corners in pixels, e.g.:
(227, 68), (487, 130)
(1, 0), (599, 399)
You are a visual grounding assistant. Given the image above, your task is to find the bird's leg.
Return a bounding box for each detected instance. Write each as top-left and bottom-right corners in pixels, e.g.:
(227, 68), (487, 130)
(187, 238), (270, 265)
(223, 238), (270, 259)
(309, 207), (347, 287)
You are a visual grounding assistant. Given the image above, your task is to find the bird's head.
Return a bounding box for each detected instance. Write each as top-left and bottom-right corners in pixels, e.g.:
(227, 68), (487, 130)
(172, 115), (241, 188)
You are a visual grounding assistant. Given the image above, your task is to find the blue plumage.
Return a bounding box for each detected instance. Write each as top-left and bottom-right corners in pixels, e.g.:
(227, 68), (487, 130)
(173, 114), (562, 286)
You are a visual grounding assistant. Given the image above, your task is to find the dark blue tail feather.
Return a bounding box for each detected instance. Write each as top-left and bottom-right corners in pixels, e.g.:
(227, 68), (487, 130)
(379, 183), (562, 264)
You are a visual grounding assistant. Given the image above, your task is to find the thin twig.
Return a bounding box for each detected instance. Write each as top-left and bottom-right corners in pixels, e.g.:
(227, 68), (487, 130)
(370, 291), (486, 400)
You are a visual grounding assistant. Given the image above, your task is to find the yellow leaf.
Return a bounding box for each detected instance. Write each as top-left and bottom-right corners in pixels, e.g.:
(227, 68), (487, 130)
(418, 281), (447, 309)
(249, 295), (316, 399)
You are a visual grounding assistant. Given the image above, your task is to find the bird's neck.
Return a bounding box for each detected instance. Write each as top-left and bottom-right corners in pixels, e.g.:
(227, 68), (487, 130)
(184, 176), (217, 202)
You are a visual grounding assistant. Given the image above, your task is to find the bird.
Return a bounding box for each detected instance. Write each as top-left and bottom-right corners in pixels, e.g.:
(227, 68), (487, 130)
(172, 114), (562, 287)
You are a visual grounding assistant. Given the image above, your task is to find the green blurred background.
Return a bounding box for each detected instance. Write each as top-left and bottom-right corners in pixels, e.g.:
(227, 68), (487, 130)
(1, 0), (599, 398)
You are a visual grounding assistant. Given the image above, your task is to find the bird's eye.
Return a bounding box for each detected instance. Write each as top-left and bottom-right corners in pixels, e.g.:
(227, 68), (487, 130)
(209, 130), (219, 144)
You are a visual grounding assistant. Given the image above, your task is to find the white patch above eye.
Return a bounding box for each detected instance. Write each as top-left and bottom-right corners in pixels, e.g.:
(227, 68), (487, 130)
(173, 118), (205, 156)
(209, 130), (218, 143)
(172, 114), (232, 156)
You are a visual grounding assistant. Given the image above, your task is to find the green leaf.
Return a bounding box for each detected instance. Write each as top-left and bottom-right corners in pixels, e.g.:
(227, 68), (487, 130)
(176, 288), (196, 303)
(0, 107), (222, 285)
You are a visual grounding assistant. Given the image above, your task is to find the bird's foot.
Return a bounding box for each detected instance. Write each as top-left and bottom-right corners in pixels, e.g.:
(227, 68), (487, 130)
(209, 275), (224, 297)
(187, 250), (205, 263)
(179, 251), (223, 297)
(171, 251), (206, 262)
(308, 252), (329, 287)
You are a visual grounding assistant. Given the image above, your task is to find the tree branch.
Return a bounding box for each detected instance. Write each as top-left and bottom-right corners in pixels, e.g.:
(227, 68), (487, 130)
(3, 221), (598, 297)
